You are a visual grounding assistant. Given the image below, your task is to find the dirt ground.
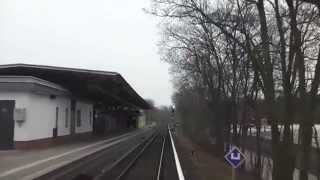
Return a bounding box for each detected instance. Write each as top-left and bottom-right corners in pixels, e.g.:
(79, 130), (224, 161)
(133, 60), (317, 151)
(175, 135), (232, 180)
(175, 134), (257, 180)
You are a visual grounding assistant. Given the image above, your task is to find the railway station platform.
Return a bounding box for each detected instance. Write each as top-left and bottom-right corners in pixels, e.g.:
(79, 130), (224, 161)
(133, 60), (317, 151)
(0, 128), (151, 180)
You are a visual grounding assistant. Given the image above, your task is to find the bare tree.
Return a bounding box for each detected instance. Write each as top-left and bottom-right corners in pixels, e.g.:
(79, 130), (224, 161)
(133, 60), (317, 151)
(147, 0), (320, 179)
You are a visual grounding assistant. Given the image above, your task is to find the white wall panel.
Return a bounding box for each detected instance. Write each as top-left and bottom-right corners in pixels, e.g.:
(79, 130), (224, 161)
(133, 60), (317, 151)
(0, 91), (94, 141)
(75, 100), (93, 133)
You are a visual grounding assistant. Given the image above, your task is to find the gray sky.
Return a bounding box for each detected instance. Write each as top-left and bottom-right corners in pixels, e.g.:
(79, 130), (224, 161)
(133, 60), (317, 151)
(0, 0), (173, 106)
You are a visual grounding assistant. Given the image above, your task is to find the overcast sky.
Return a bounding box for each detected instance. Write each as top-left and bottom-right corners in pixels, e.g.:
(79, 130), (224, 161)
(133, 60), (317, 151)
(0, 0), (173, 106)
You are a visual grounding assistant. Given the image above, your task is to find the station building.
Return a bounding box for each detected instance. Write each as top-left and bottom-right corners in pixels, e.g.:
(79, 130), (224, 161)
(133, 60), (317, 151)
(0, 64), (150, 150)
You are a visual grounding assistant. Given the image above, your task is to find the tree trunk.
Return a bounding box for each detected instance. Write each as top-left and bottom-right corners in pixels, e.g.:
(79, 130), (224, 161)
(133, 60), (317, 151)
(299, 102), (313, 180)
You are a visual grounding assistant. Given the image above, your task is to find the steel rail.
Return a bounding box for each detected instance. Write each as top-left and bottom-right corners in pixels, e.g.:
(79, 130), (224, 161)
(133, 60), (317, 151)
(34, 130), (152, 180)
(114, 133), (160, 180)
(156, 136), (166, 180)
(94, 132), (157, 180)
(168, 125), (185, 180)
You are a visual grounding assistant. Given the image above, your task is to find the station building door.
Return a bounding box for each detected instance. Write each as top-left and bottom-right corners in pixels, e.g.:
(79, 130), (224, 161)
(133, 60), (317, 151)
(70, 100), (76, 135)
(0, 100), (15, 150)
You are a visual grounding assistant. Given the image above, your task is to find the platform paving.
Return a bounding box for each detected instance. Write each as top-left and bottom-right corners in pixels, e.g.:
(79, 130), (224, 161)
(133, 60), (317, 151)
(0, 128), (149, 180)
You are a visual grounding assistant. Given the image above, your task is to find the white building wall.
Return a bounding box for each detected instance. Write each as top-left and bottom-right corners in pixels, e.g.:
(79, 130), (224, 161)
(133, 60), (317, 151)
(0, 92), (30, 141)
(0, 91), (94, 141)
(20, 93), (54, 141)
(75, 101), (93, 133)
(55, 96), (72, 137)
(27, 93), (72, 139)
(138, 111), (146, 128)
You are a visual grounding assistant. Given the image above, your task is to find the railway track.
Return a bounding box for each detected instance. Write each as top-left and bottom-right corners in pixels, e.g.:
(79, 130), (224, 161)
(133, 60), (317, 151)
(97, 129), (179, 180)
(36, 128), (180, 180)
(34, 130), (154, 180)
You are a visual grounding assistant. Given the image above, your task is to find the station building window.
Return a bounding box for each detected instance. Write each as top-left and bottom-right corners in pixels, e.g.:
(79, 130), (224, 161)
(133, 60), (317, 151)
(65, 108), (69, 128)
(55, 107), (59, 128)
(77, 110), (81, 127)
(54, 107), (59, 138)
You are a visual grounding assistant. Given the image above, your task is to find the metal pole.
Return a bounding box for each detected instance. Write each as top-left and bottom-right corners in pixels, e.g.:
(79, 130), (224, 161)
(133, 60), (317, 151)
(232, 168), (236, 180)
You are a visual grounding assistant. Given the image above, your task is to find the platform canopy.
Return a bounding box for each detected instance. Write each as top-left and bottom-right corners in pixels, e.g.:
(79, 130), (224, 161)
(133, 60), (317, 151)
(0, 64), (151, 109)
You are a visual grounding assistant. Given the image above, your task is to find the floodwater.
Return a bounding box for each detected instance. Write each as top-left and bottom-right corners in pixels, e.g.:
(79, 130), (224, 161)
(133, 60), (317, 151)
(243, 149), (318, 180)
(241, 124), (320, 180)
(247, 124), (320, 147)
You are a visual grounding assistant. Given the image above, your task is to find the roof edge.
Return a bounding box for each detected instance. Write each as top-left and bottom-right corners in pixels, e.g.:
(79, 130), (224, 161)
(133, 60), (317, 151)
(0, 63), (151, 109)
(0, 63), (119, 76)
(0, 75), (70, 92)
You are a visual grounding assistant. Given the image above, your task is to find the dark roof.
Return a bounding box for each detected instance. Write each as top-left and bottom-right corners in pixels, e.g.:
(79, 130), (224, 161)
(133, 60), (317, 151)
(0, 63), (151, 109)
